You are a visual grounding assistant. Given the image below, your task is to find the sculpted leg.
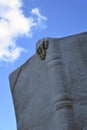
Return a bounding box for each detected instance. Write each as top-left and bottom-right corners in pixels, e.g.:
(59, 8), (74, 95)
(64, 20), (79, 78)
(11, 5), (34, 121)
(36, 38), (80, 130)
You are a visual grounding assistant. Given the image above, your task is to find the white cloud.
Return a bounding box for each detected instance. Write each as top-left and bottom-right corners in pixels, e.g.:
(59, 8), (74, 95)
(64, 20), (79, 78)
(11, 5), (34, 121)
(31, 8), (47, 28)
(0, 0), (47, 63)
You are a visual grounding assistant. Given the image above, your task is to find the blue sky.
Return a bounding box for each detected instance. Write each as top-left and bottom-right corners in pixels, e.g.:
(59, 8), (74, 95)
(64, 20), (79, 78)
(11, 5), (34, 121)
(0, 0), (87, 130)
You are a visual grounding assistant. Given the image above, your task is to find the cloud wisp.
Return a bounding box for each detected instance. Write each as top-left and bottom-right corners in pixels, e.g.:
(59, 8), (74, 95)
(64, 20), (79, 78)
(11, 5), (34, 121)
(0, 0), (47, 63)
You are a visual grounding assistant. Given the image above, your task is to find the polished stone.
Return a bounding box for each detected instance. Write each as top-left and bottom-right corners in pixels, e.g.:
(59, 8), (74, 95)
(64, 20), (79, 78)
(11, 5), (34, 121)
(9, 32), (87, 130)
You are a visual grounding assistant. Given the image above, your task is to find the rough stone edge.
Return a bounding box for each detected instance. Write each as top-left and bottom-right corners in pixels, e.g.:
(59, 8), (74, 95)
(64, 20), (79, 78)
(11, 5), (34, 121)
(9, 54), (35, 93)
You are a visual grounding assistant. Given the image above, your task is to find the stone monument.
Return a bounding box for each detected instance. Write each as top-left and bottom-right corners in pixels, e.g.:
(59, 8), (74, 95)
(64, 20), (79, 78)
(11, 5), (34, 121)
(9, 32), (87, 130)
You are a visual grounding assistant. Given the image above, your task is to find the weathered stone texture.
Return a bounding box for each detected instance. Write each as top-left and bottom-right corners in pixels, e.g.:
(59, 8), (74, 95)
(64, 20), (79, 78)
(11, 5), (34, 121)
(9, 32), (87, 130)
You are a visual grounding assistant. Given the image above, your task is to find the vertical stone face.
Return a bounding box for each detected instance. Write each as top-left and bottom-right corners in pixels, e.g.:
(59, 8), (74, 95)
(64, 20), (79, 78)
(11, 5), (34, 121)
(9, 32), (87, 130)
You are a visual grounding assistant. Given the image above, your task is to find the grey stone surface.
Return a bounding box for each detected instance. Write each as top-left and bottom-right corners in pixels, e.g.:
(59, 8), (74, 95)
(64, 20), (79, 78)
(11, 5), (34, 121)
(9, 32), (87, 130)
